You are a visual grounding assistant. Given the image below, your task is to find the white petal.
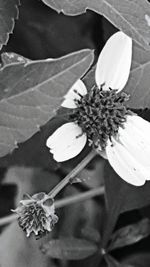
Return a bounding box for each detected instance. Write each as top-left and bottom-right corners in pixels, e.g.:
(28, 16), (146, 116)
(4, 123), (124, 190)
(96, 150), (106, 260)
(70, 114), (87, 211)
(46, 122), (87, 162)
(126, 115), (150, 144)
(106, 138), (146, 186)
(46, 122), (80, 150)
(61, 79), (87, 108)
(95, 31), (132, 92)
(119, 115), (150, 168)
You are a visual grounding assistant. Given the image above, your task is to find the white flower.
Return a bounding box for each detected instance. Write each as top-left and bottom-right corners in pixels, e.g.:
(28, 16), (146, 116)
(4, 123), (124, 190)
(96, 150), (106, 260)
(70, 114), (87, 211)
(46, 31), (150, 186)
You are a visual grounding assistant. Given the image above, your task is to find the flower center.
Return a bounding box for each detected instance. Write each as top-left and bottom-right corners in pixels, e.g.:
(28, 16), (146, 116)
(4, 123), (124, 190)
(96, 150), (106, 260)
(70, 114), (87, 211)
(70, 86), (131, 150)
(18, 203), (50, 238)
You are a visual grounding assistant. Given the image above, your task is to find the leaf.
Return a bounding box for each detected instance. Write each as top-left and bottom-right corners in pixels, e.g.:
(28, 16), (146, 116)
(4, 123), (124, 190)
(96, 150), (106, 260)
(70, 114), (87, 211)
(121, 252), (150, 267)
(109, 218), (150, 251)
(1, 52), (30, 66)
(105, 255), (133, 267)
(0, 49), (93, 158)
(81, 226), (101, 243)
(124, 44), (150, 109)
(41, 238), (98, 260)
(132, 44), (150, 70)
(0, 222), (50, 267)
(102, 163), (150, 247)
(0, 117), (63, 169)
(83, 65), (96, 90)
(0, 0), (20, 50)
(42, 0), (150, 50)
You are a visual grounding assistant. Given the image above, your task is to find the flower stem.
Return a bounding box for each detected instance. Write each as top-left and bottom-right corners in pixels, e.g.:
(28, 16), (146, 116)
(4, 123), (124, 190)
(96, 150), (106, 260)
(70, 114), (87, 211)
(0, 186), (104, 226)
(56, 186), (104, 208)
(0, 214), (17, 226)
(49, 150), (97, 198)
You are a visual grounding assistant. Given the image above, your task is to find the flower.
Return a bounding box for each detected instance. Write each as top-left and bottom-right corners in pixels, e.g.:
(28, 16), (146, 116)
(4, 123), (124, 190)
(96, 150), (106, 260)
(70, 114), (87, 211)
(46, 31), (150, 186)
(12, 192), (58, 238)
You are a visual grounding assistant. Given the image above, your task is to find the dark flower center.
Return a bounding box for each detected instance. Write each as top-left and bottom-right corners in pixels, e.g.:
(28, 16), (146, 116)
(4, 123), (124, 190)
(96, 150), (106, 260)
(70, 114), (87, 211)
(70, 86), (131, 150)
(18, 203), (50, 238)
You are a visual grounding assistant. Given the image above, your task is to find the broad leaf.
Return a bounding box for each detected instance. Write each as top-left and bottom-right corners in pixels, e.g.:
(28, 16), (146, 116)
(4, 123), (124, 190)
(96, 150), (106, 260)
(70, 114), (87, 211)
(109, 218), (150, 251)
(121, 252), (150, 267)
(0, 0), (20, 50)
(41, 238), (98, 260)
(42, 0), (150, 50)
(124, 44), (150, 109)
(83, 65), (95, 90)
(0, 49), (93, 158)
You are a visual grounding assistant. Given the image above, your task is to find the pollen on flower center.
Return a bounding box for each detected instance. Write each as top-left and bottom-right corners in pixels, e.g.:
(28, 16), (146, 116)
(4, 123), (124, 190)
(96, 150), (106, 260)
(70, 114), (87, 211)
(70, 86), (131, 150)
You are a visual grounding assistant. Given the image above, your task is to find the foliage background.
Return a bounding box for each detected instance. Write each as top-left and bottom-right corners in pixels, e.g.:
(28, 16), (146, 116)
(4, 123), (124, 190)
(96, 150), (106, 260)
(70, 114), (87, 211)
(1, 0), (150, 266)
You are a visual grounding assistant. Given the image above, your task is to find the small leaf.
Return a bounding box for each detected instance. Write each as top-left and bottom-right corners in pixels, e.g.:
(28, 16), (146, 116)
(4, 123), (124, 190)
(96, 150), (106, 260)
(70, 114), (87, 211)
(0, 0), (20, 50)
(0, 49), (93, 158)
(42, 0), (150, 50)
(41, 238), (98, 260)
(109, 218), (150, 251)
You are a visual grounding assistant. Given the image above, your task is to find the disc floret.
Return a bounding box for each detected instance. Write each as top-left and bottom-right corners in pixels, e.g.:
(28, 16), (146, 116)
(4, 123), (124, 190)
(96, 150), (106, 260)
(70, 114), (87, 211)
(13, 192), (58, 238)
(70, 86), (131, 150)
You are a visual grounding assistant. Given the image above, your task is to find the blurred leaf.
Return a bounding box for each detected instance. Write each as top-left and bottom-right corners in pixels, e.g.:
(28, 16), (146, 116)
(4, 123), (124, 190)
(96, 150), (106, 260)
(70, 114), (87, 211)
(102, 163), (150, 247)
(0, 222), (50, 267)
(81, 226), (101, 243)
(105, 255), (133, 267)
(109, 218), (150, 251)
(41, 238), (98, 260)
(0, 49), (93, 158)
(42, 0), (150, 50)
(121, 252), (150, 267)
(0, 0), (20, 50)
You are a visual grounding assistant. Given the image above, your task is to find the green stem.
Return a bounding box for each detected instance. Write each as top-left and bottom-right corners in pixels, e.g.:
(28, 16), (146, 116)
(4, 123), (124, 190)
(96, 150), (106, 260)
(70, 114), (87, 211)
(0, 186), (104, 226)
(49, 150), (97, 198)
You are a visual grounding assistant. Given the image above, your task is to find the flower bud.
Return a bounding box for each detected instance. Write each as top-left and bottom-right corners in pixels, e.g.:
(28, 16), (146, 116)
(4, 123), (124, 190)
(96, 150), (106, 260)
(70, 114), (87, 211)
(12, 192), (58, 238)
